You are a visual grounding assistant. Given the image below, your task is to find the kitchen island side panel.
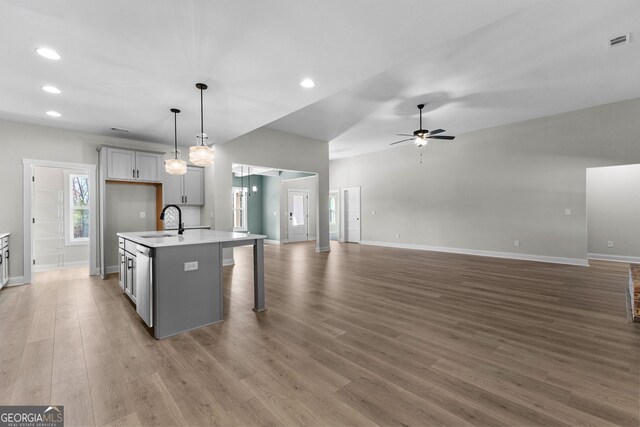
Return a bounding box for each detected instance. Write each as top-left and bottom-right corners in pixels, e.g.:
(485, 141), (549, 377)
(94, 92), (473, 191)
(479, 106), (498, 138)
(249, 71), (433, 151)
(153, 242), (222, 339)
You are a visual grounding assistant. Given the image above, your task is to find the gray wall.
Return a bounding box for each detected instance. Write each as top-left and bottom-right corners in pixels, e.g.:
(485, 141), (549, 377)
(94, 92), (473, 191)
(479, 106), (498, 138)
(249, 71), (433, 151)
(104, 182), (157, 268)
(232, 174), (263, 234)
(587, 164), (640, 260)
(203, 127), (330, 262)
(330, 97), (640, 263)
(0, 119), (173, 280)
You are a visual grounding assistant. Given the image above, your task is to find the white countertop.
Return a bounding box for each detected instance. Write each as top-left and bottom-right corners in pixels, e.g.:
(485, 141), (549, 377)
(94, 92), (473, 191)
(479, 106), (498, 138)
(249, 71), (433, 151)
(117, 229), (266, 248)
(0, 232), (9, 239)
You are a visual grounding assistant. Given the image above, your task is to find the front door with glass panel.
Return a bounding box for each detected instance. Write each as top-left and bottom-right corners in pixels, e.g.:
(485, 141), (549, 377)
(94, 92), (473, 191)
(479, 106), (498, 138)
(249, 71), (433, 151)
(287, 190), (308, 243)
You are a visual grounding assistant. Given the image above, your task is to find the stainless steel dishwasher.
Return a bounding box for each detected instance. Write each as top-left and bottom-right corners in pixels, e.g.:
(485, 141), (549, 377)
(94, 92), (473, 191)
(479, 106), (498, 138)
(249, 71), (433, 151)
(135, 245), (153, 327)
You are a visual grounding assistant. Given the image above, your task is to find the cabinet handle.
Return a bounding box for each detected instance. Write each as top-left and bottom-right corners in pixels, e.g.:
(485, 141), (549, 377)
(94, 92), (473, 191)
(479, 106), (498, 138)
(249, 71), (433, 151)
(121, 254), (125, 264)
(6, 250), (9, 259)
(127, 258), (133, 270)
(185, 196), (187, 204)
(133, 169), (135, 178)
(137, 169), (139, 178)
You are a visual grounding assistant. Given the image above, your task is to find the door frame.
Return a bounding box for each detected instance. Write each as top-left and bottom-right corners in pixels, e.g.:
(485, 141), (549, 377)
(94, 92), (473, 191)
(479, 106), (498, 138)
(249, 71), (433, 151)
(341, 186), (361, 243)
(287, 189), (309, 243)
(23, 159), (98, 284)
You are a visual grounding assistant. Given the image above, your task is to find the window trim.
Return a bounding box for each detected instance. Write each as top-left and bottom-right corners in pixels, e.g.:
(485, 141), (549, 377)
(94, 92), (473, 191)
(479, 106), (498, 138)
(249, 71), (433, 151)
(232, 187), (248, 232)
(64, 171), (90, 246)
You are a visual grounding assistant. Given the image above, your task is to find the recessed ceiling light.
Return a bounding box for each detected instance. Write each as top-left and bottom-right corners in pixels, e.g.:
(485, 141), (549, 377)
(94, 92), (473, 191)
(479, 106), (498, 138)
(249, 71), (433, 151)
(46, 110), (61, 117)
(300, 78), (315, 88)
(36, 47), (61, 60)
(42, 85), (61, 94)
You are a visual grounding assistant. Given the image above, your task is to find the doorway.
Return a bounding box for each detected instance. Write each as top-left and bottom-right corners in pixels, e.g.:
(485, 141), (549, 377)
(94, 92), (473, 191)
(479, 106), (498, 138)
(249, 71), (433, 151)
(23, 159), (97, 284)
(343, 187), (361, 243)
(287, 189), (309, 243)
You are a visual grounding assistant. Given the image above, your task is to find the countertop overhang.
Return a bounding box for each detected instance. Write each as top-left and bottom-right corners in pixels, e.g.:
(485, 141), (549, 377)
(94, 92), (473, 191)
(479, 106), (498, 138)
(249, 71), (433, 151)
(117, 230), (266, 248)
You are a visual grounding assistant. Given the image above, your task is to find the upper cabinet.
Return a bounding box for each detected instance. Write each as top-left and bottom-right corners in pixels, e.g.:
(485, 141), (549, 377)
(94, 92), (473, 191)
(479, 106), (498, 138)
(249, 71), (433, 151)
(104, 148), (162, 182)
(162, 166), (204, 206)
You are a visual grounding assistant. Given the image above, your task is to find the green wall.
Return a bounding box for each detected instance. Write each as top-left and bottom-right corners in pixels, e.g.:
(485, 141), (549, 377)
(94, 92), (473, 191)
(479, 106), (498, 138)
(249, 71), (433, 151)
(232, 175), (263, 234)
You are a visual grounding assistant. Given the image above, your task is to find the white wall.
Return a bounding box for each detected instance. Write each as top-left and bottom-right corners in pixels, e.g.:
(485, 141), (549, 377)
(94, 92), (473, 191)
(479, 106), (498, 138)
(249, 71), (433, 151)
(0, 119), (172, 281)
(587, 164), (640, 261)
(203, 127), (330, 260)
(281, 175), (318, 241)
(330, 97), (640, 264)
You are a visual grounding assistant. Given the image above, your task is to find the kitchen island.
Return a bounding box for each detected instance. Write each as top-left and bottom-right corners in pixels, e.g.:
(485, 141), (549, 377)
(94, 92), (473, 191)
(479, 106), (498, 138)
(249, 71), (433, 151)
(117, 229), (266, 339)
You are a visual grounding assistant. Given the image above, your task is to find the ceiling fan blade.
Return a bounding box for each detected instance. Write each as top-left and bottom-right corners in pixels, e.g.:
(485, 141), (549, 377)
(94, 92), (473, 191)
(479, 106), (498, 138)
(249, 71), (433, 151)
(427, 135), (455, 140)
(428, 129), (445, 135)
(390, 138), (414, 145)
(396, 133), (413, 137)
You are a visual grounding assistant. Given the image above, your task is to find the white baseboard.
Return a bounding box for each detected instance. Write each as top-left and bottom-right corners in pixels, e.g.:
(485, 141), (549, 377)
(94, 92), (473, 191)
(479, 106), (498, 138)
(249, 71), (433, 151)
(34, 260), (89, 273)
(223, 258), (235, 266)
(360, 240), (589, 267)
(264, 239), (280, 245)
(588, 253), (640, 264)
(106, 265), (119, 274)
(281, 239), (289, 244)
(6, 276), (26, 287)
(316, 246), (331, 253)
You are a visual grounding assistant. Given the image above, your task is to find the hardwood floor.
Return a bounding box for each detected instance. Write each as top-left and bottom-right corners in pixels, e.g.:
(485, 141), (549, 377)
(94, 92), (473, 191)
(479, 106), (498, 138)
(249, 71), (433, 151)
(0, 241), (638, 426)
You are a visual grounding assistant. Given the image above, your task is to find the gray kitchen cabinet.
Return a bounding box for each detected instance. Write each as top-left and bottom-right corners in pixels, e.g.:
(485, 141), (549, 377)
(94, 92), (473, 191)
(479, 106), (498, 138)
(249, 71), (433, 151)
(162, 166), (204, 205)
(104, 147), (162, 182)
(0, 234), (9, 288)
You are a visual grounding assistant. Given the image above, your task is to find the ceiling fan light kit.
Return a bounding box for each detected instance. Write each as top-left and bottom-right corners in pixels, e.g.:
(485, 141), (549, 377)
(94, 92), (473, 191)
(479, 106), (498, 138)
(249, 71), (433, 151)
(390, 103), (455, 147)
(165, 108), (187, 175)
(189, 83), (215, 167)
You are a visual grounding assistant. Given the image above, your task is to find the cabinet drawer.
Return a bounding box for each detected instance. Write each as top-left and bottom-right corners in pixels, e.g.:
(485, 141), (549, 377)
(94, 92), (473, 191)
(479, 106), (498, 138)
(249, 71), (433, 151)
(124, 239), (138, 255)
(118, 237), (125, 249)
(1, 237), (8, 247)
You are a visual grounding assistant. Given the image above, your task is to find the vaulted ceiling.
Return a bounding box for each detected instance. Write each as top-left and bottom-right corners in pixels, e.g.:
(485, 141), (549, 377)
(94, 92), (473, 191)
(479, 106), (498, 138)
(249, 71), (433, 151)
(1, 1), (639, 160)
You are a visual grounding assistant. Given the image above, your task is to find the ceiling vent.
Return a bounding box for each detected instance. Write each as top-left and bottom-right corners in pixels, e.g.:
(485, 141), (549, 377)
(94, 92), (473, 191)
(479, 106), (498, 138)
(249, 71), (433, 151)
(110, 127), (130, 133)
(609, 33), (631, 47)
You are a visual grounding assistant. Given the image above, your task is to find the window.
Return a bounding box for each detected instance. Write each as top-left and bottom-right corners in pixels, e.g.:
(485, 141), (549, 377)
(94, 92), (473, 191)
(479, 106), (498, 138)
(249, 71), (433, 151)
(232, 187), (247, 231)
(329, 195), (336, 225)
(66, 173), (89, 245)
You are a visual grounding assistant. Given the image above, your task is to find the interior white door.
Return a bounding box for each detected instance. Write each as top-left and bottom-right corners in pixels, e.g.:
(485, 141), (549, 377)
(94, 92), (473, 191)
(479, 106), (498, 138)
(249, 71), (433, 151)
(287, 190), (308, 243)
(344, 187), (361, 243)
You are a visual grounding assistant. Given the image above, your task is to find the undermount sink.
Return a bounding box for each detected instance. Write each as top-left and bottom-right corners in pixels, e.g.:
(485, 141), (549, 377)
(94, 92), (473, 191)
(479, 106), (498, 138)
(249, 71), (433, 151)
(140, 233), (177, 238)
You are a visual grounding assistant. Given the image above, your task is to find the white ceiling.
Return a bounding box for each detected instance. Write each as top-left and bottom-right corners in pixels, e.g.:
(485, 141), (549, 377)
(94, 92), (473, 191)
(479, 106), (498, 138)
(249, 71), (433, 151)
(268, 1), (640, 159)
(2, 1), (638, 160)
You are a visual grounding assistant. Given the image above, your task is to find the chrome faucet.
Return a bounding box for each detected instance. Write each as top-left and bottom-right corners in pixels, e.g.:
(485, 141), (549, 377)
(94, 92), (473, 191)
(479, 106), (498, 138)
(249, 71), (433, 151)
(159, 204), (184, 235)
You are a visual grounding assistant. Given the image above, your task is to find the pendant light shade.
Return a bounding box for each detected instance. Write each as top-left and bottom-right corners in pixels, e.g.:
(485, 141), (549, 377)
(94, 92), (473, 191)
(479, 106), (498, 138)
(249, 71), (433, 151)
(165, 108), (187, 175)
(189, 83), (215, 166)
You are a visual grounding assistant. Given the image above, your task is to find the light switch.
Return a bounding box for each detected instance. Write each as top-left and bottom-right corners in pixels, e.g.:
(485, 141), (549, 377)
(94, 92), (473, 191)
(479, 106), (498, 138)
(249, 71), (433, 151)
(371, 210), (376, 215)
(139, 211), (145, 219)
(564, 208), (571, 215)
(607, 241), (614, 248)
(514, 240), (520, 247)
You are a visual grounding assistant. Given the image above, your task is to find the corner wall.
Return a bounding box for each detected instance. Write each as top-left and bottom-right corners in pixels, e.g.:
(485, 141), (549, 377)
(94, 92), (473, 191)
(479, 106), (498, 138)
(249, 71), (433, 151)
(330, 97), (640, 264)
(203, 127), (330, 259)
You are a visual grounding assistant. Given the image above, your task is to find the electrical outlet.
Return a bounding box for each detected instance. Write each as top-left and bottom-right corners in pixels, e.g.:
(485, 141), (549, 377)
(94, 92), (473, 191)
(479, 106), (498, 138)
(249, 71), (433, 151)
(395, 233), (400, 239)
(184, 261), (199, 271)
(564, 208), (571, 215)
(607, 241), (614, 248)
(139, 211), (145, 219)
(371, 210), (376, 215)
(514, 240), (520, 247)
(209, 211), (214, 218)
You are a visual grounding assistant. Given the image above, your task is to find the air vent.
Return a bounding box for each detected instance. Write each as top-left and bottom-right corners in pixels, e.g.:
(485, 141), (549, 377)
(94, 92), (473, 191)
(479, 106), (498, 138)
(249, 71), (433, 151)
(609, 33), (631, 47)
(110, 127), (130, 133)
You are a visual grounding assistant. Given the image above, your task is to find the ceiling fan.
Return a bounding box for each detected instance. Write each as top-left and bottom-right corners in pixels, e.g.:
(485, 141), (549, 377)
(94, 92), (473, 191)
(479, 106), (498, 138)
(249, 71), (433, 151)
(390, 104), (455, 147)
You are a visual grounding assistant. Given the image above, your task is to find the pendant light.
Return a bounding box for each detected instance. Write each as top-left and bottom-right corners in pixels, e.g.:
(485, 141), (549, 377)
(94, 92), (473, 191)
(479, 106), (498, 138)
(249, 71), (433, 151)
(165, 108), (187, 175)
(189, 83), (215, 166)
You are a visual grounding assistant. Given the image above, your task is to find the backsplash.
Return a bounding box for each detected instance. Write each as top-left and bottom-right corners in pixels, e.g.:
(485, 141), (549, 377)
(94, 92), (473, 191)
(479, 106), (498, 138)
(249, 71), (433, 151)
(162, 206), (202, 228)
